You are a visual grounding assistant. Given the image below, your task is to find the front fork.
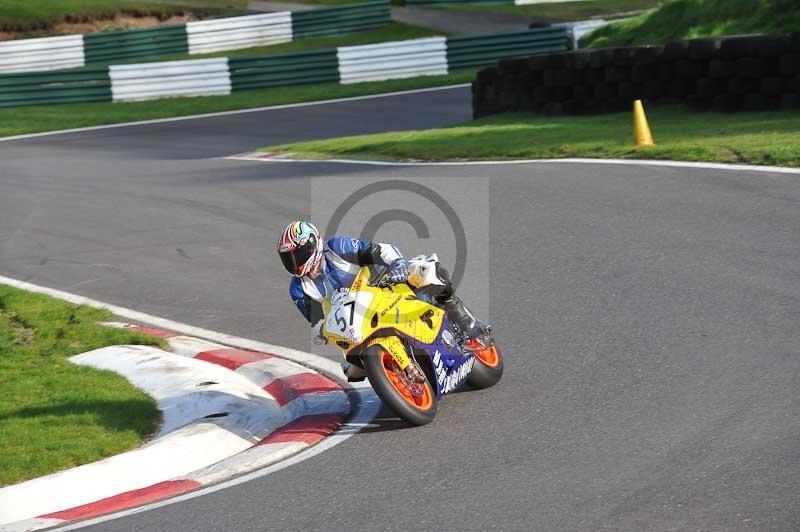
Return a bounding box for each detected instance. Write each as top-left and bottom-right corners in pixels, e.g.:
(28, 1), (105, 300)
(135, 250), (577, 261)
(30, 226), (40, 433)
(367, 336), (426, 383)
(368, 336), (411, 369)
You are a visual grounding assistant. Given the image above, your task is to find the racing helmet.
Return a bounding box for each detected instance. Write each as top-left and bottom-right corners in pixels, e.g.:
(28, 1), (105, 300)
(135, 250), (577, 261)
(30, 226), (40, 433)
(277, 220), (323, 277)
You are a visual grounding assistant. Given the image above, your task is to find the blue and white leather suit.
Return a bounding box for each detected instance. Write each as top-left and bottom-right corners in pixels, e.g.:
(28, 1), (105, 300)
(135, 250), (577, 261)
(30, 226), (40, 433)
(289, 236), (404, 325)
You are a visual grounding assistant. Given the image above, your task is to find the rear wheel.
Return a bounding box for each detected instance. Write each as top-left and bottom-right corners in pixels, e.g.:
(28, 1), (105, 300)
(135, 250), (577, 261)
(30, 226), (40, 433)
(467, 340), (504, 389)
(363, 344), (437, 426)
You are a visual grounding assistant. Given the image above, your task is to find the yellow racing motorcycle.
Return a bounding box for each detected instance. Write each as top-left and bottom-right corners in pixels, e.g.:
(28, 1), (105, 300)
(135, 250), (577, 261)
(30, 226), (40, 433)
(321, 265), (503, 425)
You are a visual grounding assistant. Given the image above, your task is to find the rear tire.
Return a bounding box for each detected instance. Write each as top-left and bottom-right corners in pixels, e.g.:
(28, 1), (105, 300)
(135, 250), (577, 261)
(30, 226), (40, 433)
(467, 341), (504, 389)
(363, 344), (437, 426)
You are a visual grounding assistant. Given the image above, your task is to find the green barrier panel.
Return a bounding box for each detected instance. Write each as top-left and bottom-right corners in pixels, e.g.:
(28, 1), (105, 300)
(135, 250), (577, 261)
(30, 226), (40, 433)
(447, 36), (570, 65)
(0, 65), (111, 108)
(292, 0), (391, 39)
(292, 13), (390, 38)
(229, 49), (339, 91)
(84, 24), (189, 65)
(450, 43), (568, 69)
(292, 19), (390, 40)
(0, 66), (109, 88)
(449, 28), (568, 48)
(447, 28), (569, 69)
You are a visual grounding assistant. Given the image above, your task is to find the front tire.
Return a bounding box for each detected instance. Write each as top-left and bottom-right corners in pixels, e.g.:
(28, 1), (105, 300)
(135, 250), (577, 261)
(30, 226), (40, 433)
(363, 344), (437, 426)
(467, 341), (504, 389)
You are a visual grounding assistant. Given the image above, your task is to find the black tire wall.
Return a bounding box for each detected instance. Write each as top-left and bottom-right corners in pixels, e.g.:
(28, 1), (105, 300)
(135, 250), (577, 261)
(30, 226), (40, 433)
(473, 34), (800, 117)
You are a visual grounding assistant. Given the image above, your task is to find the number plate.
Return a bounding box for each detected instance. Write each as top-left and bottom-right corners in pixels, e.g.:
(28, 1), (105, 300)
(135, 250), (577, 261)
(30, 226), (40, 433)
(325, 290), (373, 345)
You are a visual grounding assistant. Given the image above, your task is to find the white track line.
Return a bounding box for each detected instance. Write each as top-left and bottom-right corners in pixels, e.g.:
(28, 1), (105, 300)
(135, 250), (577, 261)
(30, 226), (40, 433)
(0, 84), (470, 143)
(0, 274), (380, 530)
(225, 155), (800, 175)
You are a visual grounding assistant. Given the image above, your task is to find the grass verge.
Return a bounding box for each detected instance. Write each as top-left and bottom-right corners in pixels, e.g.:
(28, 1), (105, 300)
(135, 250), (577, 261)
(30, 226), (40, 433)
(581, 0), (800, 48)
(0, 70), (474, 138)
(421, 0), (660, 22)
(258, 105), (800, 167)
(0, 285), (166, 487)
(0, 0), (246, 33)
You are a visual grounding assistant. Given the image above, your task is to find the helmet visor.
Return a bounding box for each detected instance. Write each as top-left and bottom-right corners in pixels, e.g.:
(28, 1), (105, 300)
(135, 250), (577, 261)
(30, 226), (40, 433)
(279, 237), (316, 276)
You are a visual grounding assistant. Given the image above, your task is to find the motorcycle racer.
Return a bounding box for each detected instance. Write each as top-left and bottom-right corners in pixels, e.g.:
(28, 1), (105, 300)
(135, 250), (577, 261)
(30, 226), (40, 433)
(277, 220), (487, 377)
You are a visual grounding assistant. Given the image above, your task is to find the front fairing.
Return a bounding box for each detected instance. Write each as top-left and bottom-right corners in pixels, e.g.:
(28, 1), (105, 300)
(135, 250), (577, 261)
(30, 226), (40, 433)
(320, 266), (476, 397)
(322, 266), (444, 351)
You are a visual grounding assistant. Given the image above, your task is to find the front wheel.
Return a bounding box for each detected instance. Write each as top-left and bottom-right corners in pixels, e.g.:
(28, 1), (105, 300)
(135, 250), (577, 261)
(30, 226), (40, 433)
(363, 344), (437, 426)
(467, 340), (504, 389)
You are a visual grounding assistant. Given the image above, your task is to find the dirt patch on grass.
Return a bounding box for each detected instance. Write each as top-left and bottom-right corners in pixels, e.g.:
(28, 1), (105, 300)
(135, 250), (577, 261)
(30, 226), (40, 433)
(54, 13), (198, 34)
(2, 310), (35, 346)
(12, 325), (35, 346)
(0, 8), (229, 40)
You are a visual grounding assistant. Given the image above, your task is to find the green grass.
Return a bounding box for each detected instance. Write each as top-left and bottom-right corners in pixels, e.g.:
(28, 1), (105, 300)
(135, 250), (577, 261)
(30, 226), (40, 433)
(0, 285), (166, 487)
(142, 23), (444, 62)
(421, 0), (661, 22)
(258, 105), (800, 167)
(0, 0), (246, 33)
(581, 0), (800, 47)
(0, 69), (475, 139)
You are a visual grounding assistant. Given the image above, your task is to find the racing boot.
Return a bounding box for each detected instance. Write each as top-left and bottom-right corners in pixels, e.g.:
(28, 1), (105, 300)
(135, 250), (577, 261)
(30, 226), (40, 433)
(439, 295), (491, 349)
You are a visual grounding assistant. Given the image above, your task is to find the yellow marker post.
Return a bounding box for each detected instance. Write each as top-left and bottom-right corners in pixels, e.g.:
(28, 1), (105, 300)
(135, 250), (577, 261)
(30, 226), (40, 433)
(633, 99), (654, 146)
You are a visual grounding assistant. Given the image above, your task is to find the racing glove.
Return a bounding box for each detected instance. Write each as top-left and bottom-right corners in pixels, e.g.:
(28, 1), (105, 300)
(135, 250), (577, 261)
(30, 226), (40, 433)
(385, 258), (409, 285)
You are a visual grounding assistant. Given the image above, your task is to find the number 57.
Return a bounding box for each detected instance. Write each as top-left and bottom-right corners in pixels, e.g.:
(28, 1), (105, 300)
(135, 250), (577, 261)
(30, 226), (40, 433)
(335, 301), (356, 332)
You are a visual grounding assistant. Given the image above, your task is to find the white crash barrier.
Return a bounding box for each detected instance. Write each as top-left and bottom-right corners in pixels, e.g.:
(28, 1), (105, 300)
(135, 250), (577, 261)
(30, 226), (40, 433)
(337, 37), (448, 84)
(109, 57), (231, 102)
(186, 12), (293, 54)
(0, 35), (85, 74)
(551, 19), (610, 48)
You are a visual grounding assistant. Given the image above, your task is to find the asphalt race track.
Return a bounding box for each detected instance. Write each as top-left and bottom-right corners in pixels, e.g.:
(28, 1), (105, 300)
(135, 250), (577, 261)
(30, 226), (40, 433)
(1, 86), (799, 532)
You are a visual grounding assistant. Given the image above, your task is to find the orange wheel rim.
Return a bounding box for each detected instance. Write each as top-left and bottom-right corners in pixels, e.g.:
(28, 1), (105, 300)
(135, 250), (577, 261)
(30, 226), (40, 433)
(474, 345), (499, 367)
(381, 352), (433, 410)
